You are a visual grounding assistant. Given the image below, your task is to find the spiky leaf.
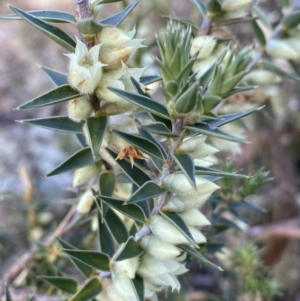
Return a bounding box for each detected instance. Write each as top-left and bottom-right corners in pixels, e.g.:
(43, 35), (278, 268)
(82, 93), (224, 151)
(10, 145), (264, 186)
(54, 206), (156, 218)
(171, 154), (196, 188)
(9, 6), (75, 52)
(98, 212), (115, 256)
(160, 211), (198, 247)
(63, 249), (110, 271)
(0, 10), (76, 23)
(47, 148), (99, 176)
(41, 66), (68, 86)
(19, 116), (84, 133)
(69, 277), (102, 301)
(140, 75), (162, 85)
(127, 181), (166, 204)
(41, 276), (78, 294)
(115, 237), (144, 261)
(179, 244), (223, 270)
(131, 275), (144, 301)
(140, 122), (178, 137)
(17, 85), (80, 109)
(98, 196), (146, 224)
(86, 116), (107, 160)
(56, 238), (93, 278)
(108, 87), (170, 120)
(99, 1), (138, 26)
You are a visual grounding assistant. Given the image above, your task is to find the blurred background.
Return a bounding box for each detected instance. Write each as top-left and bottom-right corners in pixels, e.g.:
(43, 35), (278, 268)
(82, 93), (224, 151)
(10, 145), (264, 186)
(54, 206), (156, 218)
(0, 0), (300, 300)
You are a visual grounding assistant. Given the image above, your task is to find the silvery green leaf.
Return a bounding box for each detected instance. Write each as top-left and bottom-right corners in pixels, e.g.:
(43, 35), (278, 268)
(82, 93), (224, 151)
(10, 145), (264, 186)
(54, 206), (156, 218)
(40, 66), (68, 86)
(160, 211), (198, 247)
(98, 196), (146, 224)
(105, 208), (128, 244)
(19, 116), (84, 133)
(9, 6), (75, 52)
(40, 276), (78, 294)
(63, 249), (110, 271)
(47, 148), (99, 176)
(98, 212), (115, 256)
(131, 276), (144, 301)
(115, 237), (144, 261)
(140, 122), (179, 137)
(108, 87), (170, 120)
(17, 85), (80, 109)
(0, 9), (76, 23)
(56, 238), (93, 278)
(99, 1), (138, 26)
(140, 75), (162, 85)
(171, 154), (196, 189)
(128, 181), (166, 204)
(69, 277), (102, 301)
(86, 116), (107, 160)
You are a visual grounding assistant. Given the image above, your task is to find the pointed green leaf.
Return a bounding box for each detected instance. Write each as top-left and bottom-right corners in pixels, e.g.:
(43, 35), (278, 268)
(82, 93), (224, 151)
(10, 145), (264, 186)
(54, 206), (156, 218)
(251, 19), (266, 47)
(140, 75), (162, 86)
(0, 10), (76, 23)
(99, 171), (115, 197)
(100, 1), (138, 26)
(113, 130), (165, 161)
(179, 244), (223, 270)
(138, 127), (168, 159)
(98, 212), (115, 256)
(76, 133), (89, 147)
(86, 116), (107, 160)
(128, 181), (166, 204)
(56, 238), (93, 278)
(204, 106), (263, 127)
(19, 116), (84, 133)
(185, 123), (245, 142)
(115, 237), (144, 261)
(212, 216), (242, 231)
(160, 211), (198, 247)
(92, 0), (122, 5)
(69, 277), (102, 301)
(63, 249), (110, 271)
(98, 196), (146, 224)
(107, 149), (151, 187)
(5, 286), (13, 301)
(47, 147), (99, 177)
(171, 154), (196, 188)
(17, 84), (80, 109)
(41, 66), (68, 86)
(175, 81), (198, 114)
(108, 87), (170, 120)
(131, 275), (144, 301)
(195, 166), (248, 179)
(229, 200), (265, 212)
(140, 122), (179, 137)
(9, 6), (75, 52)
(105, 208), (128, 244)
(281, 10), (300, 30)
(41, 276), (78, 294)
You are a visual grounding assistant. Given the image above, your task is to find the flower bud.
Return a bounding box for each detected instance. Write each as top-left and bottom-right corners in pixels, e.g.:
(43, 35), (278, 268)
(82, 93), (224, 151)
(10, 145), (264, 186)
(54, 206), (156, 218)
(77, 190), (94, 214)
(66, 38), (105, 94)
(73, 162), (101, 187)
(188, 227), (207, 244)
(162, 196), (186, 212)
(99, 45), (132, 70)
(245, 70), (281, 85)
(149, 215), (188, 244)
(176, 135), (219, 159)
(97, 26), (131, 48)
(113, 274), (136, 300)
(140, 235), (181, 259)
(113, 257), (139, 279)
(178, 209), (211, 226)
(68, 97), (93, 122)
(162, 174), (219, 197)
(266, 39), (298, 60)
(190, 36), (217, 60)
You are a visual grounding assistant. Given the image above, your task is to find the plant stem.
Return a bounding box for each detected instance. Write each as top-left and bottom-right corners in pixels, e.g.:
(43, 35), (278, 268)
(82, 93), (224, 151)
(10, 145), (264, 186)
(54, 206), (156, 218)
(75, 0), (92, 19)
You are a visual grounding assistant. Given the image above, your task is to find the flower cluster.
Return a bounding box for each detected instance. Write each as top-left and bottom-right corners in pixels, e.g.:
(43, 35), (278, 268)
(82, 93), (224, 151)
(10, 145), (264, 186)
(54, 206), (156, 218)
(67, 26), (144, 122)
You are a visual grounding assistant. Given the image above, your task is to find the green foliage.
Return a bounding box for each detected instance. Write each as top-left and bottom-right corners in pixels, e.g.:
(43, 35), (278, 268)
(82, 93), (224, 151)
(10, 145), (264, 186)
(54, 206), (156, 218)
(4, 0), (297, 299)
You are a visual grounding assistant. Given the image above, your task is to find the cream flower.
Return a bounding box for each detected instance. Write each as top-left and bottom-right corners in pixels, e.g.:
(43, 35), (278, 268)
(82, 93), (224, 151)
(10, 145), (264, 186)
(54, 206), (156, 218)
(190, 36), (217, 60)
(66, 38), (105, 94)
